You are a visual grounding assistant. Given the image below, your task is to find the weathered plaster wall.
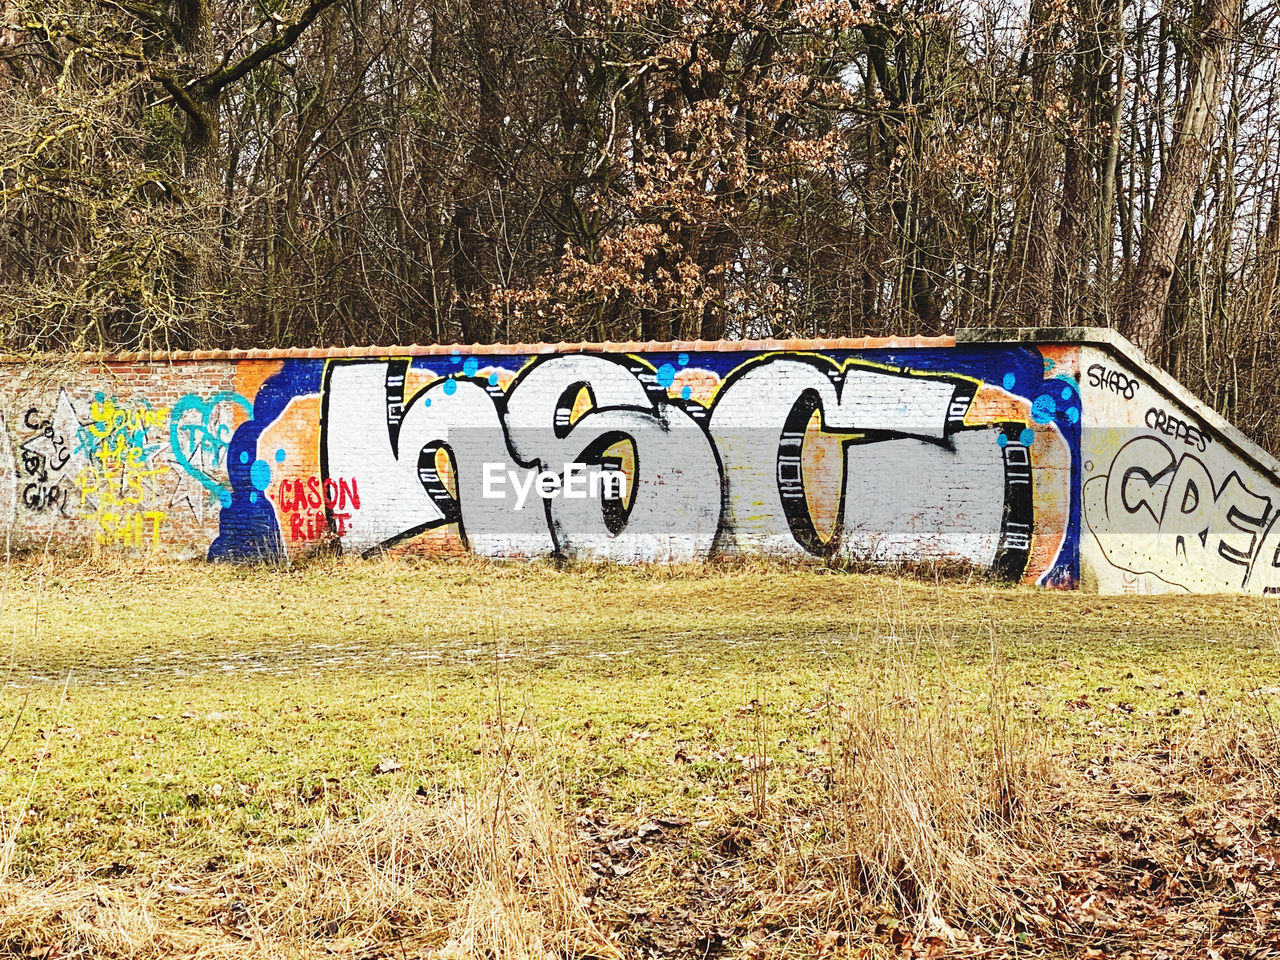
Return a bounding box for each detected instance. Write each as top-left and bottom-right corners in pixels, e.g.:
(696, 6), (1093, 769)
(0, 340), (1081, 584)
(1075, 334), (1280, 595)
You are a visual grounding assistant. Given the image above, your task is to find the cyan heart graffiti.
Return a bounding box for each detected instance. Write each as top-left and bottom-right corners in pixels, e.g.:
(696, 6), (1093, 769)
(170, 392), (253, 507)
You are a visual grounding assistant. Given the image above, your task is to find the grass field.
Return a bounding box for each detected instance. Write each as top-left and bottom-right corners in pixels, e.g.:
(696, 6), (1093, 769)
(1, 557), (1278, 958)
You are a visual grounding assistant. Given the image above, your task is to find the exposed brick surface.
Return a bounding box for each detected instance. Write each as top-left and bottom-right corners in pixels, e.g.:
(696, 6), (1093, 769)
(0, 340), (1081, 588)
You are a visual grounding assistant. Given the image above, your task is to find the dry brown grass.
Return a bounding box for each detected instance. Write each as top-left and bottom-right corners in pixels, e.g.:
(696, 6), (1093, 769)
(232, 717), (616, 958)
(831, 684), (1056, 937)
(817, 625), (1061, 945)
(0, 877), (241, 959)
(0, 714), (616, 959)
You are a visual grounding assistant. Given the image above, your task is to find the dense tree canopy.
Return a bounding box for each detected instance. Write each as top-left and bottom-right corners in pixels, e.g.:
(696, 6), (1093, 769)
(3, 0), (1280, 444)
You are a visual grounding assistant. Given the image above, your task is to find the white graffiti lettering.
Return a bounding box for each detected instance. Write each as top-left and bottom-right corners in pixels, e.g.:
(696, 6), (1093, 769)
(321, 355), (1035, 572)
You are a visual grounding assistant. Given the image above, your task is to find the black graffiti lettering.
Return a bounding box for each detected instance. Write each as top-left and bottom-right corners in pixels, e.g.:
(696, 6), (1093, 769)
(1086, 437), (1274, 591)
(20, 448), (46, 482)
(22, 481), (67, 513)
(994, 438), (1034, 578)
(1119, 460), (1172, 520)
(776, 393), (830, 558)
(19, 398), (76, 483)
(1086, 363), (1139, 400)
(1247, 514), (1280, 594)
(22, 483), (44, 510)
(415, 441), (461, 523)
(47, 438), (69, 471)
(1145, 407), (1210, 452)
(1217, 478), (1272, 567)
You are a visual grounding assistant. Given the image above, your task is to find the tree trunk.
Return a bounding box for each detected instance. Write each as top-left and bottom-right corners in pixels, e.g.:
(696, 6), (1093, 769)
(1125, 0), (1242, 354)
(1097, 0), (1126, 322)
(1022, 0), (1060, 326)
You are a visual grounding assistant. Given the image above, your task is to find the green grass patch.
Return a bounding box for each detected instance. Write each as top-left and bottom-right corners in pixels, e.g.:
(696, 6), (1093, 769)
(1, 557), (1278, 957)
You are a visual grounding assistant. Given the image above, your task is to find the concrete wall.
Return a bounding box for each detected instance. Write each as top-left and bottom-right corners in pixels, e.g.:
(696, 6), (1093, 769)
(1069, 332), (1280, 595)
(0, 339), (1081, 584)
(10, 329), (1274, 593)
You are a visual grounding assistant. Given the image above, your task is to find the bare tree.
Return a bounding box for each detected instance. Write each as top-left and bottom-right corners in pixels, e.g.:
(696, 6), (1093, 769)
(1125, 0), (1243, 353)
(6, 0), (1280, 454)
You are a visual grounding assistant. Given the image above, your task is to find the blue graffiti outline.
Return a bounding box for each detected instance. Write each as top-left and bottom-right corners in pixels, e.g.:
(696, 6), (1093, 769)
(209, 363), (325, 561)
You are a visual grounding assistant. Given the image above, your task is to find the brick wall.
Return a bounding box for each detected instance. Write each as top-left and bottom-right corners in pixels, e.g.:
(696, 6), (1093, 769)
(0, 340), (1083, 586)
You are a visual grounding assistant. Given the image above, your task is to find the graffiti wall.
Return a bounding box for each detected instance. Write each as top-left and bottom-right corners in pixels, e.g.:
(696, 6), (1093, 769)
(11, 332), (1280, 595)
(0, 363), (250, 554)
(1080, 343), (1280, 595)
(0, 341), (1082, 584)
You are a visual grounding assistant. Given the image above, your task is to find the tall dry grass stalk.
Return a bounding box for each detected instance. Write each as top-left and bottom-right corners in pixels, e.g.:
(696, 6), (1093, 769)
(238, 711), (616, 959)
(829, 617), (1057, 937)
(0, 701), (614, 959)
